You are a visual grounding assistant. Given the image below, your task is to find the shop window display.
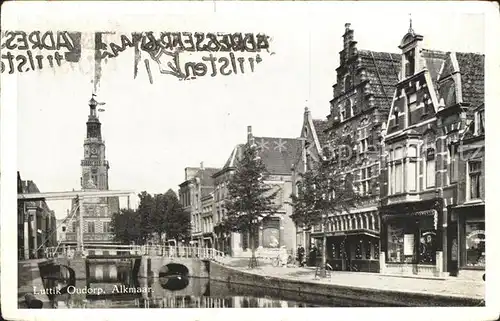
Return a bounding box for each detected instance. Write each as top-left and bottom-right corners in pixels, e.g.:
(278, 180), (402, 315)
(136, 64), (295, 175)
(386, 218), (436, 264)
(331, 243), (337, 259)
(374, 242), (379, 260)
(262, 218), (280, 248)
(365, 240), (372, 259)
(418, 230), (436, 264)
(465, 221), (485, 268)
(387, 223), (407, 263)
(355, 241), (362, 259)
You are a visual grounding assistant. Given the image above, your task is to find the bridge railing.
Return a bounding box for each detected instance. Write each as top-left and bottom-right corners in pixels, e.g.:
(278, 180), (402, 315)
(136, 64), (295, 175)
(45, 245), (79, 259)
(43, 245), (226, 261)
(142, 245), (225, 261)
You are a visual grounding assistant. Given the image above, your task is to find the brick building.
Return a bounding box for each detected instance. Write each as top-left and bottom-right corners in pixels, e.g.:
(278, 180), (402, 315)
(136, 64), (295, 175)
(378, 25), (484, 277)
(448, 106), (485, 280)
(201, 192), (215, 248)
(17, 172), (57, 259)
(293, 23), (400, 272)
(178, 163), (219, 247)
(211, 144), (244, 255)
(212, 126), (300, 257)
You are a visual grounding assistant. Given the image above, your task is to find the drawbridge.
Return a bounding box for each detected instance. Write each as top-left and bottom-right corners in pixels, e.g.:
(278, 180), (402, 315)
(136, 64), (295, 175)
(18, 189), (134, 259)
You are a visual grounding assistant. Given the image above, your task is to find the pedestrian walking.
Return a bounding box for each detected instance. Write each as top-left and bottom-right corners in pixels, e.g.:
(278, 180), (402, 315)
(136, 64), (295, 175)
(309, 244), (318, 266)
(297, 244), (305, 267)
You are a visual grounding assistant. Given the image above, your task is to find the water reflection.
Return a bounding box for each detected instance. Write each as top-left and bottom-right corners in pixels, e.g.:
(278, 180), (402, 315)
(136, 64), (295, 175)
(134, 295), (319, 308)
(38, 258), (380, 308)
(159, 276), (190, 291)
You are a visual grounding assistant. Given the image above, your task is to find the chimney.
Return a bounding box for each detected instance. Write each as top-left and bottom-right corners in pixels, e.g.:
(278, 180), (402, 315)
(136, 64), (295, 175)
(343, 23), (354, 49)
(200, 162), (204, 170)
(341, 23), (357, 62)
(185, 168), (188, 181)
(247, 126), (254, 146)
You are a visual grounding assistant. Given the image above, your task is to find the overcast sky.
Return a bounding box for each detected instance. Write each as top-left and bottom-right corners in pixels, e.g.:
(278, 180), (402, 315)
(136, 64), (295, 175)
(7, 1), (487, 219)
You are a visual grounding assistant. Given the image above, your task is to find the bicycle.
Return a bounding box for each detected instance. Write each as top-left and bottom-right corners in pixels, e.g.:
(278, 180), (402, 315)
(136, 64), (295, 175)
(271, 254), (294, 267)
(350, 263), (360, 272)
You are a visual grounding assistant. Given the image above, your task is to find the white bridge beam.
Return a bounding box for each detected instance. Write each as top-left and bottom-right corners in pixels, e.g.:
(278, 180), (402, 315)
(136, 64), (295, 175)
(18, 190), (134, 201)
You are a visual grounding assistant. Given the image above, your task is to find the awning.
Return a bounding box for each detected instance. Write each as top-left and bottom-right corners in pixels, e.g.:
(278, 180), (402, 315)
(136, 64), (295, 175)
(311, 229), (379, 238)
(453, 201), (485, 209)
(381, 209), (438, 230)
(381, 209), (437, 220)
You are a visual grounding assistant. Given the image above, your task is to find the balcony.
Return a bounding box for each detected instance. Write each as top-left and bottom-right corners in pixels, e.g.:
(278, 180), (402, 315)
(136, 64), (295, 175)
(81, 159), (109, 167)
(63, 232), (114, 241)
(383, 190), (436, 206)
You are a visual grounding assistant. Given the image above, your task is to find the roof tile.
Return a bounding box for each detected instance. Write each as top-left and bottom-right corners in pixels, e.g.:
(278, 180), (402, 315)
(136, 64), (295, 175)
(312, 119), (329, 147)
(358, 50), (401, 109)
(455, 52), (484, 108)
(254, 137), (301, 175)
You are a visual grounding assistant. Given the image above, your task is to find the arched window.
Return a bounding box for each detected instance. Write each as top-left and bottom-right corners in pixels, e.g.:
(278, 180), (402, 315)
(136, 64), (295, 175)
(344, 74), (352, 91)
(405, 49), (415, 77)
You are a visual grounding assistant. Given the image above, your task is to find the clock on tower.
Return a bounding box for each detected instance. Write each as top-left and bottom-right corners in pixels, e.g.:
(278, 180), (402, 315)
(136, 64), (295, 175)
(90, 146), (98, 156)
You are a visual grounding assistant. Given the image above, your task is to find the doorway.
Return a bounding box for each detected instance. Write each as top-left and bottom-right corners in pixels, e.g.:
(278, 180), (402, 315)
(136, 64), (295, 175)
(341, 237), (351, 271)
(448, 221), (458, 276)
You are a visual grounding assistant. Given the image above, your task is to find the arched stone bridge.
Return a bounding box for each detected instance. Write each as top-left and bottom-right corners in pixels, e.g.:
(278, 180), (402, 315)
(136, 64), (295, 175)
(46, 245), (225, 280)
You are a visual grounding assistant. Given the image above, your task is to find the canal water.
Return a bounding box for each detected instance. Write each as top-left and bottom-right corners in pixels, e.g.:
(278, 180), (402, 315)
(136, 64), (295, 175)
(38, 258), (386, 308)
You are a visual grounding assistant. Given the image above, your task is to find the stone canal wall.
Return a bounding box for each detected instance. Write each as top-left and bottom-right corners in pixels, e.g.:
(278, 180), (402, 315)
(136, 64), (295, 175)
(138, 256), (209, 278)
(18, 260), (52, 308)
(209, 262), (483, 307)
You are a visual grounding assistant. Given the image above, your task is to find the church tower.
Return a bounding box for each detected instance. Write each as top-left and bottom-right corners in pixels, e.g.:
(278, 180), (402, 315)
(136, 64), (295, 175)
(81, 95), (109, 190)
(69, 95), (119, 245)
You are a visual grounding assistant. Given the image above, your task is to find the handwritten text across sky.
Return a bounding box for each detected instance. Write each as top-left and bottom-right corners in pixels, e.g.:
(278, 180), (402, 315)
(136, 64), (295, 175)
(5, 2), (486, 218)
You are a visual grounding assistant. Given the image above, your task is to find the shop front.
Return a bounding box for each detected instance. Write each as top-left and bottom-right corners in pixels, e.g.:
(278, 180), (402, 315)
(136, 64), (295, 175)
(452, 203), (485, 280)
(213, 225), (232, 256)
(325, 230), (380, 272)
(379, 199), (444, 277)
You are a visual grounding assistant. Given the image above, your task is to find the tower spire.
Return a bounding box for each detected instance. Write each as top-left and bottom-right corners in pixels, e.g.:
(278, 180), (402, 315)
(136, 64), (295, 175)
(408, 13), (414, 34)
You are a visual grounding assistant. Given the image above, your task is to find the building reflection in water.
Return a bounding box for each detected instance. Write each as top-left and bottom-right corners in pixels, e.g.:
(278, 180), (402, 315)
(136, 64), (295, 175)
(40, 259), (321, 308)
(135, 296), (315, 308)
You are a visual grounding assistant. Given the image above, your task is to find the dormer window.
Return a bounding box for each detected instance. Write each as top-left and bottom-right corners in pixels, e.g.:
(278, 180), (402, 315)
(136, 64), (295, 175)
(405, 49), (415, 78)
(394, 107), (400, 126)
(475, 109), (485, 136)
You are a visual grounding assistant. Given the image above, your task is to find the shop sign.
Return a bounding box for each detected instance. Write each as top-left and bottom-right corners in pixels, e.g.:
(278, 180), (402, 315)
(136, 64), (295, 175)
(466, 230), (485, 244)
(403, 234), (414, 255)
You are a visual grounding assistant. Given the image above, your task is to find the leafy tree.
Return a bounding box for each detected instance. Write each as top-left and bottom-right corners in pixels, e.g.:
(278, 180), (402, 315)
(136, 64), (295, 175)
(290, 135), (362, 276)
(162, 189), (191, 242)
(111, 189), (190, 245)
(137, 191), (155, 243)
(111, 208), (142, 244)
(221, 144), (280, 268)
